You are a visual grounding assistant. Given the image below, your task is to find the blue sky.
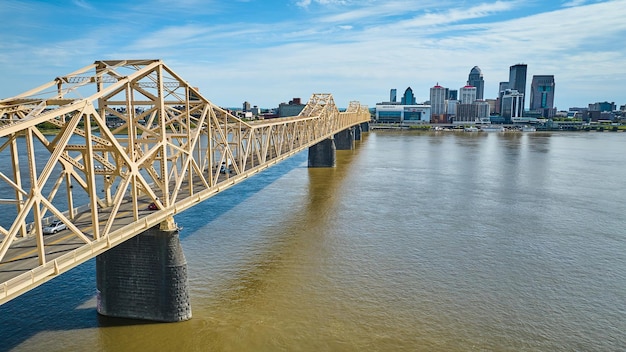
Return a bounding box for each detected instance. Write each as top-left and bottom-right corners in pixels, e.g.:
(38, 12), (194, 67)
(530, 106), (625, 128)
(1, 0), (625, 110)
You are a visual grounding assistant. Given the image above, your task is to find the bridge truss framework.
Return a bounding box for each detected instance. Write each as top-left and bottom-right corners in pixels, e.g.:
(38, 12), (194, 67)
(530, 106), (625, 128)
(0, 59), (370, 305)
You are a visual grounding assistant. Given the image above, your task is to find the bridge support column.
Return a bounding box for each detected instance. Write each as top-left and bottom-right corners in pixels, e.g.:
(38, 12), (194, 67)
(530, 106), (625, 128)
(96, 218), (191, 322)
(354, 125), (362, 141)
(308, 138), (336, 167)
(360, 122), (370, 132)
(334, 128), (354, 150)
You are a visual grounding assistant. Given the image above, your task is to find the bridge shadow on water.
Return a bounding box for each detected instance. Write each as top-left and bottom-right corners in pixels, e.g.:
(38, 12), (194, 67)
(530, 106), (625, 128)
(0, 150), (316, 351)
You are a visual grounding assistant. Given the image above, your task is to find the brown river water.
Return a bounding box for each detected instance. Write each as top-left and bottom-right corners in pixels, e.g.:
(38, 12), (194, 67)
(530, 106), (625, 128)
(1, 130), (625, 351)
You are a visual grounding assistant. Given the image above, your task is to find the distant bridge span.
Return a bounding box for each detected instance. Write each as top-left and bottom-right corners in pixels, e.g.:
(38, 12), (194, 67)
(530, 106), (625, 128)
(0, 59), (370, 306)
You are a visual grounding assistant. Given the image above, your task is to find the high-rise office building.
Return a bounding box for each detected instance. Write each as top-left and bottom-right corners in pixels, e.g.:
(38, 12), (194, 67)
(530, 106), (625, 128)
(459, 85), (477, 104)
(530, 75), (555, 111)
(497, 81), (509, 115)
(467, 66), (485, 100)
(390, 89), (397, 103)
(501, 89), (524, 122)
(401, 87), (416, 105)
(430, 83), (447, 116)
(509, 64), (527, 110)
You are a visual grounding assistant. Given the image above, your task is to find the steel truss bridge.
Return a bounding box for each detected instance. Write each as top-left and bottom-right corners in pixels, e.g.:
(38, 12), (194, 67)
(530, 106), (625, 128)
(0, 59), (370, 305)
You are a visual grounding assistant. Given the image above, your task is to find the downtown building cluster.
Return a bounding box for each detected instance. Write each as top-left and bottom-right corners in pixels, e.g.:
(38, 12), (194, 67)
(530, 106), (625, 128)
(234, 63), (622, 128)
(375, 64), (558, 125)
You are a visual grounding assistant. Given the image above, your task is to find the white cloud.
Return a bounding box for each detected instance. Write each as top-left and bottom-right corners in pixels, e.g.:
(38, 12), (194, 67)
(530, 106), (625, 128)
(72, 0), (94, 10)
(296, 0), (312, 7)
(562, 0), (589, 6)
(296, 0), (350, 9)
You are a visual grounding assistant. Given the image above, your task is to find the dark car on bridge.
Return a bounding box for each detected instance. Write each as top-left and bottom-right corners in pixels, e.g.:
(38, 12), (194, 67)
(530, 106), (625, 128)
(220, 163), (231, 174)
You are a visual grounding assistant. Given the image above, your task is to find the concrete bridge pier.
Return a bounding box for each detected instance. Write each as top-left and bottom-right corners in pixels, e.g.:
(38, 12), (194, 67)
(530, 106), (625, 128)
(96, 217), (192, 322)
(308, 138), (336, 167)
(354, 125), (362, 141)
(360, 122), (370, 132)
(334, 128), (355, 150)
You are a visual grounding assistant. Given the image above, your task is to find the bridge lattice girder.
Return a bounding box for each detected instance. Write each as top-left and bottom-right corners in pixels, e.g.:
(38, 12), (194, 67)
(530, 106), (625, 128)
(0, 60), (370, 304)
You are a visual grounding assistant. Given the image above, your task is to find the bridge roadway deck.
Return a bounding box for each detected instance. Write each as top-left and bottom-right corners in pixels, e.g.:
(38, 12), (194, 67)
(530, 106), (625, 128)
(0, 146), (295, 289)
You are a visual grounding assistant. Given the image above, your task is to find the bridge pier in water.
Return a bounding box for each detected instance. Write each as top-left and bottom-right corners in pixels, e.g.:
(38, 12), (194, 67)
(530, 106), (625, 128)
(334, 127), (355, 150)
(96, 217), (192, 322)
(308, 138), (336, 167)
(308, 124), (369, 167)
(354, 124), (362, 141)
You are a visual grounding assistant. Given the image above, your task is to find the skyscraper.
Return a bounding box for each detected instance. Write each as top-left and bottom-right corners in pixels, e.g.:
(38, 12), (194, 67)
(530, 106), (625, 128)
(400, 87), (415, 105)
(498, 82), (509, 95)
(497, 81), (509, 115)
(430, 83), (446, 116)
(501, 89), (524, 122)
(509, 64), (527, 110)
(530, 75), (555, 115)
(467, 66), (485, 100)
(459, 85), (477, 104)
(390, 89), (397, 103)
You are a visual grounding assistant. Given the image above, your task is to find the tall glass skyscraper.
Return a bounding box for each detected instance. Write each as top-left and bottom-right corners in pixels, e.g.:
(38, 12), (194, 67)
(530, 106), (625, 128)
(400, 87), (416, 105)
(467, 66), (485, 100)
(509, 64), (527, 109)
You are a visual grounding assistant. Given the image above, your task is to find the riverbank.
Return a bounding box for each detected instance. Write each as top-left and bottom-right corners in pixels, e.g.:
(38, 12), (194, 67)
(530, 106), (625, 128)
(369, 123), (626, 132)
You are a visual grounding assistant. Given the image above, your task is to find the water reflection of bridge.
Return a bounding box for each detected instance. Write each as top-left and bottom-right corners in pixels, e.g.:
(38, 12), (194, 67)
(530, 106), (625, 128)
(0, 60), (370, 315)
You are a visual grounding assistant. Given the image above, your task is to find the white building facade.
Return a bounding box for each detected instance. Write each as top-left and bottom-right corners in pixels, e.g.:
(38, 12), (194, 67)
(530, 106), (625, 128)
(375, 104), (432, 124)
(459, 85), (477, 104)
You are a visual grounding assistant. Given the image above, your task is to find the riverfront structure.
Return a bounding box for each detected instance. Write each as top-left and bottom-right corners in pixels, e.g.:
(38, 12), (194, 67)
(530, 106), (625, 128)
(375, 103), (431, 124)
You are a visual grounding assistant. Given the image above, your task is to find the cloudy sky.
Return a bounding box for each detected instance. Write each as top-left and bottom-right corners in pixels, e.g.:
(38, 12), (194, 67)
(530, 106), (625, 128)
(1, 0), (625, 110)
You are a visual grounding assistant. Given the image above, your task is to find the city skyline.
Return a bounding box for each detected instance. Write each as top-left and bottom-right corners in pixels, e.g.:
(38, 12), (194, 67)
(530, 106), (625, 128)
(1, 0), (625, 109)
